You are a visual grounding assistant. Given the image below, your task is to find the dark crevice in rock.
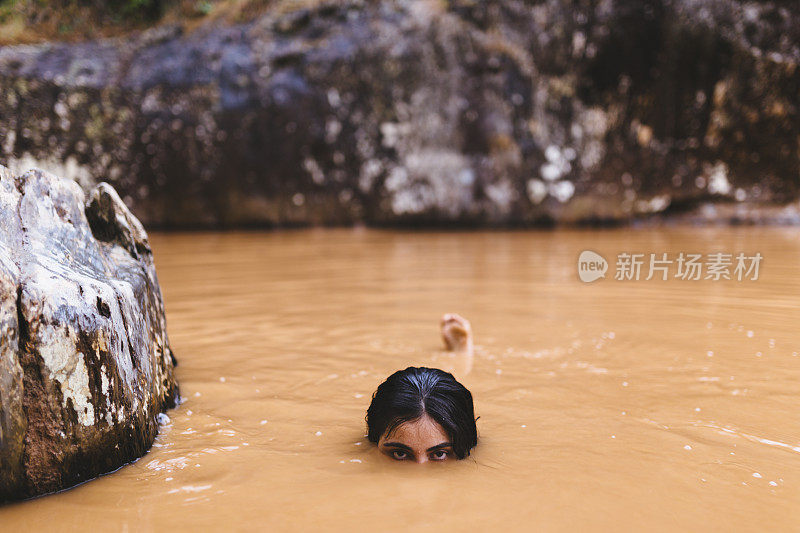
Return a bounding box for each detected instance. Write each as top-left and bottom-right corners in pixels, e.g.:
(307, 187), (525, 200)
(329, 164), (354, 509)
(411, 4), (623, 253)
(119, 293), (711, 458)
(115, 293), (138, 371)
(15, 287), (26, 366)
(85, 207), (137, 258)
(169, 347), (178, 368)
(12, 176), (25, 195)
(95, 297), (111, 319)
(134, 241), (150, 257)
(85, 185), (153, 259)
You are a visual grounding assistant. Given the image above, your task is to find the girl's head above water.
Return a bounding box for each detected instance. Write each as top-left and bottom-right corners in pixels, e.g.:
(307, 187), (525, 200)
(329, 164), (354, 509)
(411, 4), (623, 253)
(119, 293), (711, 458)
(366, 366), (478, 463)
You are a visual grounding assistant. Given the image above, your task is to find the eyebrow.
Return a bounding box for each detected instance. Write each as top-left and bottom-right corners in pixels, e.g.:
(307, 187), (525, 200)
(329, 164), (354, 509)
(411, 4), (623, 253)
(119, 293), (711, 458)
(382, 442), (413, 452)
(382, 442), (453, 453)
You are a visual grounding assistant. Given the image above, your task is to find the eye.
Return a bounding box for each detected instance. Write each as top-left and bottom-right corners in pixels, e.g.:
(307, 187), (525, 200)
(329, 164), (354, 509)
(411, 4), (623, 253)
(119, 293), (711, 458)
(429, 450), (449, 461)
(391, 450), (409, 461)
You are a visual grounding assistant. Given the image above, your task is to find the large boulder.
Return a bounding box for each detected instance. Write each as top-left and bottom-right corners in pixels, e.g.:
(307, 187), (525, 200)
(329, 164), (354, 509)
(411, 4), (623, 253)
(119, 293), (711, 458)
(0, 0), (799, 227)
(0, 165), (178, 502)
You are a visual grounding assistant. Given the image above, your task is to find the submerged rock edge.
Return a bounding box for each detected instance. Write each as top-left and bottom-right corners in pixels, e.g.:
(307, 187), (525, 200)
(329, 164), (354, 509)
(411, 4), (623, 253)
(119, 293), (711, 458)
(0, 164), (179, 502)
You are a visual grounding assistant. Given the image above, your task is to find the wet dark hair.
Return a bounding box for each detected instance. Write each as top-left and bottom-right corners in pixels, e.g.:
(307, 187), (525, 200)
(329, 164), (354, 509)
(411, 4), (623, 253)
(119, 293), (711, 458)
(366, 366), (478, 459)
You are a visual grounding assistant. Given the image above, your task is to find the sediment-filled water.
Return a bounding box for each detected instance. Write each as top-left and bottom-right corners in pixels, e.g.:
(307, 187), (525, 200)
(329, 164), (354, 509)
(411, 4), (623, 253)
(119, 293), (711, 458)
(2, 228), (799, 530)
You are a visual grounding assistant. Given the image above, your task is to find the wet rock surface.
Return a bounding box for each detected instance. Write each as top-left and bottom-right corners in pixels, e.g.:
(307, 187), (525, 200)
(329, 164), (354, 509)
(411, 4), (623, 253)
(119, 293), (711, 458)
(0, 166), (178, 502)
(0, 0), (799, 227)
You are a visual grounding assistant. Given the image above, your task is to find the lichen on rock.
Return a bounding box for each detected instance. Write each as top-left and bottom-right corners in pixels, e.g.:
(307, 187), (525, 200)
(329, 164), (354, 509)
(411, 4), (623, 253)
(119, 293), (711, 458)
(0, 165), (178, 502)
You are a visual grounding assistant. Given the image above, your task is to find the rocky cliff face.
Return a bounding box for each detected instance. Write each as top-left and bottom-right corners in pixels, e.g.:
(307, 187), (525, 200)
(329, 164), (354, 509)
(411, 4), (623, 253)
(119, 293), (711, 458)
(0, 0), (798, 227)
(0, 166), (178, 502)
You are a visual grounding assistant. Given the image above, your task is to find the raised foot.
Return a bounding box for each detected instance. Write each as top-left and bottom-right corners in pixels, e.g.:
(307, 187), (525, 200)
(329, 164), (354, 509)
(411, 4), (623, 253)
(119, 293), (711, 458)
(441, 313), (473, 352)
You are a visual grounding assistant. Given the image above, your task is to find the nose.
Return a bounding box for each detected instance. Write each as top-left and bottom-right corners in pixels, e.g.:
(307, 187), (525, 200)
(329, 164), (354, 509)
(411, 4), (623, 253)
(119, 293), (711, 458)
(415, 455), (428, 464)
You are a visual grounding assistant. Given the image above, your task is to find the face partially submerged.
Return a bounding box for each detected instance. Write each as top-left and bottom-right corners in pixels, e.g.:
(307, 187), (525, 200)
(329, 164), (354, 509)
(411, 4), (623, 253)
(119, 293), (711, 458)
(378, 414), (454, 463)
(367, 366), (478, 461)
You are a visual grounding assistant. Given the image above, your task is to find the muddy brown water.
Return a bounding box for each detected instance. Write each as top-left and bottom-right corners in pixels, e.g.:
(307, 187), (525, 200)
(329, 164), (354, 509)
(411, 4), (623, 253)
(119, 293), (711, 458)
(2, 228), (800, 531)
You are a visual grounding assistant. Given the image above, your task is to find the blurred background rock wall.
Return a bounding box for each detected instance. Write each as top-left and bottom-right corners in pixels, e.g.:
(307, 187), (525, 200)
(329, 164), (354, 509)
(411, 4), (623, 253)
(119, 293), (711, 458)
(0, 0), (798, 228)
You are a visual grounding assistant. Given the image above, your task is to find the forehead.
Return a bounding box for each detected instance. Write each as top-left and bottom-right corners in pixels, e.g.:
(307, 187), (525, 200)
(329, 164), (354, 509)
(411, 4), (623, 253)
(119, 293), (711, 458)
(382, 415), (449, 449)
